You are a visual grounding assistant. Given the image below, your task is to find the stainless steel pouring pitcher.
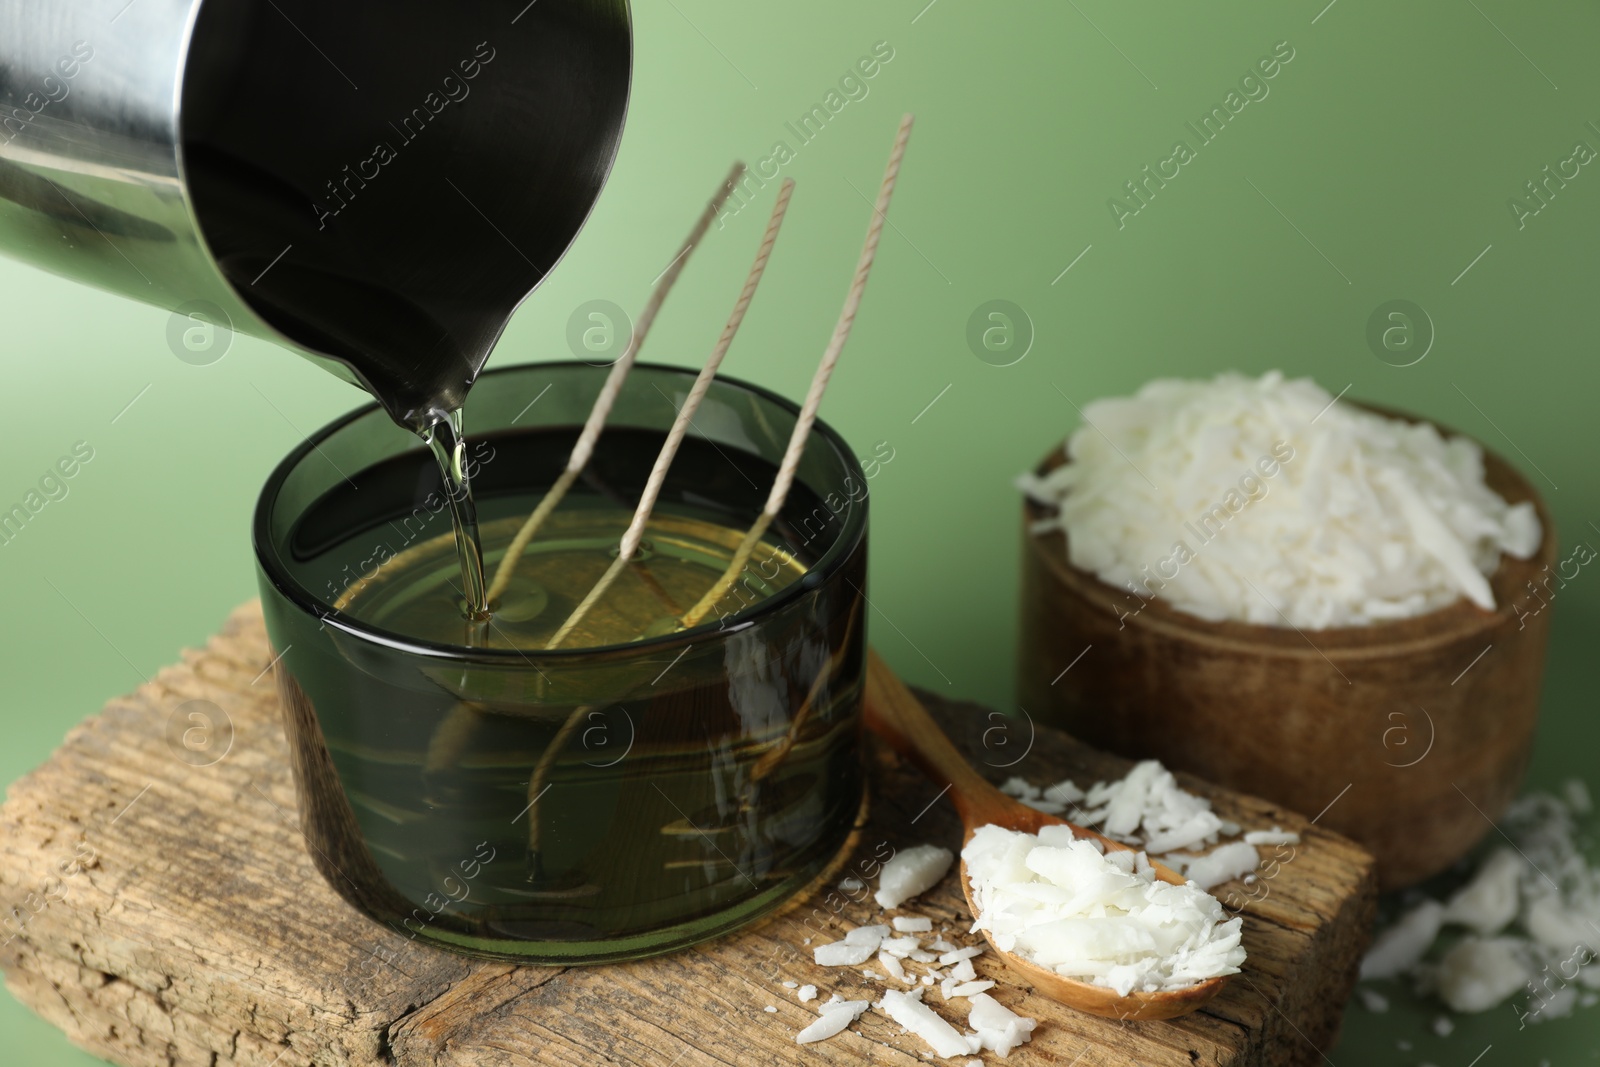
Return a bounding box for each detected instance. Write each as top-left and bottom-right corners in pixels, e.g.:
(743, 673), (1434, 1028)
(0, 0), (631, 429)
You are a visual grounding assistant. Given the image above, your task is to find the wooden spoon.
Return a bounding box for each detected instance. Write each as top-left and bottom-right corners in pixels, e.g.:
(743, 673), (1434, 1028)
(862, 648), (1232, 1021)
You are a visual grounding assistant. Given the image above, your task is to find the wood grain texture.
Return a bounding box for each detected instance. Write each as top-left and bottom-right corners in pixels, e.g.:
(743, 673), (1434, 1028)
(1, 601), (1376, 1067)
(1018, 410), (1556, 891)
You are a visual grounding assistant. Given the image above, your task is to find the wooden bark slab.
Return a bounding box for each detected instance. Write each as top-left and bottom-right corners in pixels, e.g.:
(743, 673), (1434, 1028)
(0, 602), (1376, 1067)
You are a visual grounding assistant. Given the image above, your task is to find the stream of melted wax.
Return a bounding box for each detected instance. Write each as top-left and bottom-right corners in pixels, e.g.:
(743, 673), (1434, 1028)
(421, 409), (492, 638)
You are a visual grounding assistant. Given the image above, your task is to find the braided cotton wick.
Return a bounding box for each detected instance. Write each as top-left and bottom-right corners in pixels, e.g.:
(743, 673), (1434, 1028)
(679, 114), (915, 630)
(545, 179), (798, 649)
(484, 161), (748, 606)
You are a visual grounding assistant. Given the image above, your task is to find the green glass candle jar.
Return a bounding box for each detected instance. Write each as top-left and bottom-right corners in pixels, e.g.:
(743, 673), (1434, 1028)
(254, 362), (868, 962)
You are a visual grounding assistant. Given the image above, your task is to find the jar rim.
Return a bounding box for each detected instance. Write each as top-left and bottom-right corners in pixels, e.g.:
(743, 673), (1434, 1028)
(252, 360), (869, 663)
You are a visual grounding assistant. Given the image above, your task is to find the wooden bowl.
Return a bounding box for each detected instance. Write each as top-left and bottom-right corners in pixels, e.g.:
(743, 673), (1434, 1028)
(1018, 407), (1558, 890)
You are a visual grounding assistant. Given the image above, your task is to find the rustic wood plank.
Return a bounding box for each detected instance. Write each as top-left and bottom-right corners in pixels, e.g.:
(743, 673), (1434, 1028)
(0, 602), (1376, 1066)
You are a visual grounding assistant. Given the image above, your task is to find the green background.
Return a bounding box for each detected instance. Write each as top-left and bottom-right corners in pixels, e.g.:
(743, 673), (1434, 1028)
(4, 0), (1598, 1062)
